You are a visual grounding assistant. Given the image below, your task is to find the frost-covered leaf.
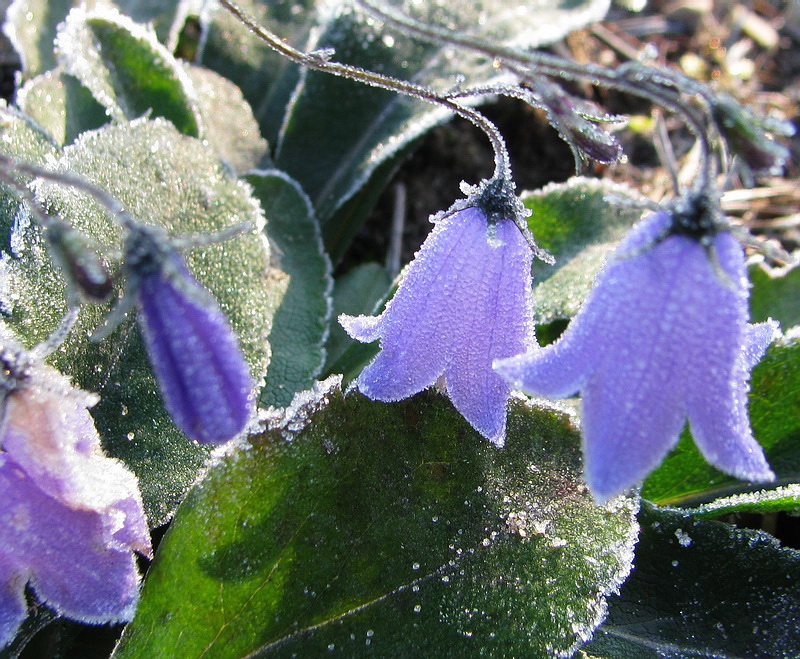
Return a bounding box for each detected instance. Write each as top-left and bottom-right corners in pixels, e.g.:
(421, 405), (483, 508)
(114, 385), (638, 658)
(16, 68), (109, 146)
(55, 5), (201, 137)
(682, 484), (800, 519)
(749, 254), (800, 328)
(521, 177), (645, 323)
(586, 503), (800, 658)
(203, 0), (611, 251)
(246, 169), (332, 408)
(3, 0), (191, 77)
(642, 330), (800, 507)
(322, 261), (392, 379)
(0, 101), (58, 163)
(3, 0), (74, 76)
(0, 102), (59, 249)
(184, 63), (269, 174)
(1, 118), (278, 525)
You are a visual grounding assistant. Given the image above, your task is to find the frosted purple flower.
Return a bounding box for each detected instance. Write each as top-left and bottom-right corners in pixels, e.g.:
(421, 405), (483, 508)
(340, 181), (535, 445)
(0, 331), (151, 647)
(113, 224), (254, 444)
(495, 209), (776, 501)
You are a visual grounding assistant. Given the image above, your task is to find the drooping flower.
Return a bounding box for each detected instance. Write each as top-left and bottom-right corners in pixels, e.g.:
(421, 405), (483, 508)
(96, 223), (254, 444)
(494, 207), (777, 501)
(0, 326), (151, 647)
(340, 179), (536, 446)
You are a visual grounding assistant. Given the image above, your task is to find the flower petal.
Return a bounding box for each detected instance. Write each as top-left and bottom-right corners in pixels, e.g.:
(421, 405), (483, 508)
(581, 360), (687, 502)
(743, 320), (780, 371)
(445, 216), (534, 445)
(495, 212), (674, 399)
(497, 210), (775, 499)
(0, 458), (140, 630)
(137, 254), (253, 444)
(339, 313), (382, 344)
(680, 233), (774, 481)
(347, 207), (488, 401)
(0, 561), (27, 649)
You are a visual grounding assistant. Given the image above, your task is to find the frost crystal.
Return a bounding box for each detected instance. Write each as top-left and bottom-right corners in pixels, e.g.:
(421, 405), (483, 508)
(495, 210), (776, 501)
(0, 327), (151, 647)
(341, 183), (535, 445)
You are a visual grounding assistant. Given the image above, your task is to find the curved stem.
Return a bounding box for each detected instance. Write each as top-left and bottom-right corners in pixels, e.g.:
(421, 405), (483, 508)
(358, 0), (714, 194)
(0, 154), (135, 229)
(218, 0), (511, 181)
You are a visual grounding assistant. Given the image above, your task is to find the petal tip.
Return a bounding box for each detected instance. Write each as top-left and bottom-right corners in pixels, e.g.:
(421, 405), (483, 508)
(339, 313), (382, 343)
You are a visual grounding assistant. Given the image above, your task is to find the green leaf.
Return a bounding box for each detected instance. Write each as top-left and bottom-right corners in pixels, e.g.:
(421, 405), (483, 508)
(322, 144), (415, 264)
(4, 0), (74, 76)
(4, 0), (189, 78)
(749, 254), (800, 328)
(55, 5), (201, 137)
(521, 177), (645, 323)
(0, 101), (59, 162)
(642, 330), (800, 507)
(246, 169), (333, 408)
(1, 118), (278, 525)
(184, 63), (270, 174)
(681, 483), (800, 518)
(322, 262), (392, 380)
(273, 5), (441, 225)
(114, 384), (638, 658)
(0, 102), (59, 249)
(16, 68), (109, 146)
(586, 503), (800, 658)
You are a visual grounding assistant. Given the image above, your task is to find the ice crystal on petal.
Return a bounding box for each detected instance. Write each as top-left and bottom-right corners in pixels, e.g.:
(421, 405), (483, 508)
(0, 329), (150, 647)
(495, 211), (776, 501)
(122, 224), (254, 445)
(341, 196), (535, 446)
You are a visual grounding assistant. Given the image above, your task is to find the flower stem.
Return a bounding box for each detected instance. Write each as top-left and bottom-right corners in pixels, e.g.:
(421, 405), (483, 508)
(217, 0), (512, 182)
(357, 0), (715, 195)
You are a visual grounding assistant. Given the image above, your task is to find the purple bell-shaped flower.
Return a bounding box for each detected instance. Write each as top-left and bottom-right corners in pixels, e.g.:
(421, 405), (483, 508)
(341, 179), (536, 446)
(0, 326), (151, 647)
(495, 206), (776, 501)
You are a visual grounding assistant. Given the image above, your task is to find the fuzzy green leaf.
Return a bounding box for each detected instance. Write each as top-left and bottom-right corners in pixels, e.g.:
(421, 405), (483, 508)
(247, 169), (332, 408)
(3, 0), (189, 77)
(680, 483), (800, 519)
(184, 63), (270, 174)
(749, 255), (800, 328)
(198, 0), (318, 147)
(521, 177), (645, 323)
(114, 384), (638, 658)
(55, 5), (201, 137)
(15, 68), (109, 146)
(0, 102), (59, 249)
(1, 118), (278, 525)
